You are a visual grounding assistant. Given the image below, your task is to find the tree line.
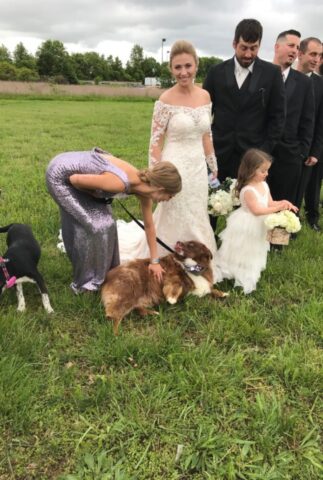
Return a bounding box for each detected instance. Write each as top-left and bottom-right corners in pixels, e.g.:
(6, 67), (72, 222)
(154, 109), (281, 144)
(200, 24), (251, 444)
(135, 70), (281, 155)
(0, 40), (222, 86)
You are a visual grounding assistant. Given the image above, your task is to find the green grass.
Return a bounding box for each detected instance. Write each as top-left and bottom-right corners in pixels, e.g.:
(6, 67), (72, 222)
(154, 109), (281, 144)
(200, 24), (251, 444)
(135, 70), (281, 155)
(0, 96), (322, 480)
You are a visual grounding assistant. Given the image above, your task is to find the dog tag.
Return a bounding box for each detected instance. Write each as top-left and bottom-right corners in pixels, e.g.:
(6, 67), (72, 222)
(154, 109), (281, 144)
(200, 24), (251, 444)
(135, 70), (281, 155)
(184, 264), (205, 275)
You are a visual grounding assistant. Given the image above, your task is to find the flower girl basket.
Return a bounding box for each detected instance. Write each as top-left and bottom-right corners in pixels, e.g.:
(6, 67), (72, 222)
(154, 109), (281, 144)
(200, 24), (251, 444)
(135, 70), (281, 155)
(266, 227), (290, 245)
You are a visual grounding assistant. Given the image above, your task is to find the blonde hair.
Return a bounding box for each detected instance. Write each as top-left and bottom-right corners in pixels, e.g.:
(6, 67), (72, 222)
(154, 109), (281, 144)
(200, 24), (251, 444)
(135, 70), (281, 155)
(169, 40), (199, 68)
(138, 161), (182, 195)
(235, 149), (272, 195)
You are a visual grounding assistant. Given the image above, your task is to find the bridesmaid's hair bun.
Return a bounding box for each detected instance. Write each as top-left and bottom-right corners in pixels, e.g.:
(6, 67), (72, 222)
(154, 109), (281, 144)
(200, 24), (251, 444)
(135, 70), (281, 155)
(138, 162), (182, 194)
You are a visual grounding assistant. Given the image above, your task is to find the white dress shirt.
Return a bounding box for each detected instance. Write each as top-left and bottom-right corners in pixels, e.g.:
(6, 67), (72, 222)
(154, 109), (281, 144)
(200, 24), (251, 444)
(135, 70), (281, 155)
(234, 57), (254, 88)
(282, 67), (291, 82)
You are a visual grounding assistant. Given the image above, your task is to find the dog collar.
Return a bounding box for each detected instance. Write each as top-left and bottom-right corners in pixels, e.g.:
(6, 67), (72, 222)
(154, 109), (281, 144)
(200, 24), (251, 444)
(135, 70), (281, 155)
(0, 256), (17, 288)
(184, 264), (206, 276)
(174, 257), (206, 276)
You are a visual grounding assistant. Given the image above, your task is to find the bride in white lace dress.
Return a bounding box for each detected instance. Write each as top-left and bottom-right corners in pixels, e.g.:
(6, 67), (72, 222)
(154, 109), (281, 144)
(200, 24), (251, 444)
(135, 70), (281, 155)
(118, 40), (218, 276)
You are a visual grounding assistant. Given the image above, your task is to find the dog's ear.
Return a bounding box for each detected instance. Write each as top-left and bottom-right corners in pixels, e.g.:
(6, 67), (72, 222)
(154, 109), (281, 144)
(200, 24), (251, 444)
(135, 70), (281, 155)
(204, 246), (213, 260)
(203, 252), (212, 262)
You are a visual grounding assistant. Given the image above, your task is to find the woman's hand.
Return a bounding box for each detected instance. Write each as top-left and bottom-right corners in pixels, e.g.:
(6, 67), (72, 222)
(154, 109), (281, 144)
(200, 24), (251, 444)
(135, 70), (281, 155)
(208, 171), (220, 189)
(148, 263), (165, 282)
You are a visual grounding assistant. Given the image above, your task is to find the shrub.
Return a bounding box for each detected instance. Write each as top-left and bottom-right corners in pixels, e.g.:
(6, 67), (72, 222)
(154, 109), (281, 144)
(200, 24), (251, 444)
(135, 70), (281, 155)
(0, 61), (17, 80)
(16, 67), (39, 82)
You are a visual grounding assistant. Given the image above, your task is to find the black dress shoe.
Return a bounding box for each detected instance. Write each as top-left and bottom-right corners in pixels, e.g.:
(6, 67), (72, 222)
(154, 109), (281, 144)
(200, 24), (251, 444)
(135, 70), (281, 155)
(309, 223), (321, 232)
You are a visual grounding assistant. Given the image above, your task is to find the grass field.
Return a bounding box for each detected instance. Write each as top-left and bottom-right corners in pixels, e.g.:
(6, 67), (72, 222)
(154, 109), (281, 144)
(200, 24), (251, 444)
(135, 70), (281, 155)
(0, 95), (322, 480)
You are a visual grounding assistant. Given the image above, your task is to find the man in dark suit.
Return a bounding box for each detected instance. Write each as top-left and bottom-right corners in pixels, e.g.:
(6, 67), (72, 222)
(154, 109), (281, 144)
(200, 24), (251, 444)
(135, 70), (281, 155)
(295, 37), (323, 232)
(268, 30), (314, 206)
(203, 18), (286, 182)
(316, 44), (323, 75)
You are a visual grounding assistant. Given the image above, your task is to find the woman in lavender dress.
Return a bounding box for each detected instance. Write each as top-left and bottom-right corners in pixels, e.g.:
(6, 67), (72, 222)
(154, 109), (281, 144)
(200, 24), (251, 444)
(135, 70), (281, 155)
(46, 147), (181, 293)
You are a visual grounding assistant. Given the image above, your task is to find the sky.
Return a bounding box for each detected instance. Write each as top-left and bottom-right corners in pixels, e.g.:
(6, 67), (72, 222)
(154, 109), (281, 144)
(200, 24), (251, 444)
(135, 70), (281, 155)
(1, 0), (322, 65)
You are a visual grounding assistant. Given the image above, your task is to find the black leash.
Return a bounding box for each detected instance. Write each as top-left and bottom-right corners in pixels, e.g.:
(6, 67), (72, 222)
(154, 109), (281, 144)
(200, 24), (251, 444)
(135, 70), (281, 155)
(117, 201), (206, 276)
(117, 200), (175, 254)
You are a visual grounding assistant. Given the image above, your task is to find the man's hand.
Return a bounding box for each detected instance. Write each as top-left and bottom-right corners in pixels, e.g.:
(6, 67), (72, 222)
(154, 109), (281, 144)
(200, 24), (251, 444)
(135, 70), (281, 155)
(305, 156), (318, 166)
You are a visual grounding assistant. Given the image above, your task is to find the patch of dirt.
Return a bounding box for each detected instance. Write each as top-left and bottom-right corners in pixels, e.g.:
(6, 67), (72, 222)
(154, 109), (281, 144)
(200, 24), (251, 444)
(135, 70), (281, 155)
(0, 80), (162, 98)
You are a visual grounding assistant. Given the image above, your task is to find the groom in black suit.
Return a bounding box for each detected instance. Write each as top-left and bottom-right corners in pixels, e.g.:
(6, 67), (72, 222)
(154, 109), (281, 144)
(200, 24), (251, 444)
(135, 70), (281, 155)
(203, 18), (286, 182)
(268, 30), (314, 206)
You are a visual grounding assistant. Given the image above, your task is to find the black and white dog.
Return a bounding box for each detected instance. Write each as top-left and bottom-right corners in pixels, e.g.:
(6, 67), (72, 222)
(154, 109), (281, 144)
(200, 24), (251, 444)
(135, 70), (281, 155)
(0, 223), (54, 313)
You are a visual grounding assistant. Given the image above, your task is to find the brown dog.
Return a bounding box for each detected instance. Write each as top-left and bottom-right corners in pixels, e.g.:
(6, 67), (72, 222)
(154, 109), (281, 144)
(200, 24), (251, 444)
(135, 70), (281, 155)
(101, 240), (227, 334)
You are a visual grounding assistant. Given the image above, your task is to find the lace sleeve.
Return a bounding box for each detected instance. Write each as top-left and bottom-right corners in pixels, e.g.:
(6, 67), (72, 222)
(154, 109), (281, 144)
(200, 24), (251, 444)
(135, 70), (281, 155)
(203, 104), (218, 173)
(148, 101), (171, 166)
(205, 152), (218, 173)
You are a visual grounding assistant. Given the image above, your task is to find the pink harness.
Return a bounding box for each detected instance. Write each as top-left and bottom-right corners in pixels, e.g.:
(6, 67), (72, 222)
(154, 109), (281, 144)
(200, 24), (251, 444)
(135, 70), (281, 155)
(0, 257), (16, 288)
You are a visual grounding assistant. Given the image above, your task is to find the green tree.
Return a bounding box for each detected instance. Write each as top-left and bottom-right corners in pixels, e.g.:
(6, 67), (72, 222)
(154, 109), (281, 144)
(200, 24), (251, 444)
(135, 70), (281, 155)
(36, 40), (78, 84)
(70, 51), (107, 81)
(70, 53), (88, 80)
(159, 61), (172, 88)
(197, 56), (223, 81)
(142, 56), (161, 78)
(126, 44), (145, 82)
(104, 55), (115, 80)
(107, 56), (125, 81)
(13, 42), (36, 70)
(0, 44), (11, 63)
(0, 61), (17, 80)
(83, 52), (108, 80)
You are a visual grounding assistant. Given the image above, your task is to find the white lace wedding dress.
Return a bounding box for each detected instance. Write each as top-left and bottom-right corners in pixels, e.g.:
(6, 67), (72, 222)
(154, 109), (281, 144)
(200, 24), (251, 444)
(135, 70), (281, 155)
(117, 100), (218, 275)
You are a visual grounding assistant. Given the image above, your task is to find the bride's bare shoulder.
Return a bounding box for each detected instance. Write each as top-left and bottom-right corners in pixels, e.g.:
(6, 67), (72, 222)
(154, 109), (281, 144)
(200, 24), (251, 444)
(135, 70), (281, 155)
(158, 85), (211, 107)
(196, 86), (211, 103)
(159, 87), (176, 104)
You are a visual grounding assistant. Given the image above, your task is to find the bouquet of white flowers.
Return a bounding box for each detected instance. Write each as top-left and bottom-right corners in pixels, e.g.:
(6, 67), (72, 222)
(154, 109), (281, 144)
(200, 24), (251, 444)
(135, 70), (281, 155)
(264, 210), (301, 245)
(208, 177), (240, 217)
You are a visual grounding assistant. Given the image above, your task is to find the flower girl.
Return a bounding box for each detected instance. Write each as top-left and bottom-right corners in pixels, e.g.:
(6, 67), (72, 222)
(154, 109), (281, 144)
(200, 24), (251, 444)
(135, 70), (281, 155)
(215, 149), (298, 294)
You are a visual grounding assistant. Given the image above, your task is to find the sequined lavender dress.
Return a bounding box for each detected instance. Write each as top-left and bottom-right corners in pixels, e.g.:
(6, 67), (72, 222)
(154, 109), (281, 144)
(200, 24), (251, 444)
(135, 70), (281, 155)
(46, 147), (129, 293)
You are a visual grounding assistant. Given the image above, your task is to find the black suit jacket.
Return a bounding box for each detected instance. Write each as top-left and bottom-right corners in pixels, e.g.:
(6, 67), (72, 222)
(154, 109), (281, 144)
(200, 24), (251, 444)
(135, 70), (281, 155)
(203, 56), (286, 161)
(310, 73), (323, 161)
(272, 69), (314, 164)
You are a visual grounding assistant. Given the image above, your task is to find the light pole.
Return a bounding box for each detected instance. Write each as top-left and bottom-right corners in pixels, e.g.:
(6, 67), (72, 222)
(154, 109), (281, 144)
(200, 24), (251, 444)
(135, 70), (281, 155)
(161, 38), (166, 64)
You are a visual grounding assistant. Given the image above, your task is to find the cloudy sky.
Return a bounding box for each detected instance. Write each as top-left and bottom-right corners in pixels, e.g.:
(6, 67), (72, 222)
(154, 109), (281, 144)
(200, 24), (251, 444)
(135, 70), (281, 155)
(1, 0), (322, 64)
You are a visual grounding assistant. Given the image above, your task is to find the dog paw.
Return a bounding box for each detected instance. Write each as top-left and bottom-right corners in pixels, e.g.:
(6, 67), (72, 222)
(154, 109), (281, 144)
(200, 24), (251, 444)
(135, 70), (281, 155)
(211, 288), (229, 299)
(136, 307), (159, 316)
(57, 242), (66, 253)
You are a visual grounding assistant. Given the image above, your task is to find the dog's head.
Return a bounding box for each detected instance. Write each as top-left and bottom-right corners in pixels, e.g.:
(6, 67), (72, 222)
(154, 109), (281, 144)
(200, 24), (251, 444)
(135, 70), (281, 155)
(174, 240), (212, 273)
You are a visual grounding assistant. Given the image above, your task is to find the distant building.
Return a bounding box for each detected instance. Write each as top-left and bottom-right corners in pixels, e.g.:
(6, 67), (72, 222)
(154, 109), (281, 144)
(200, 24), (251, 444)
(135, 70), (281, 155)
(144, 77), (160, 87)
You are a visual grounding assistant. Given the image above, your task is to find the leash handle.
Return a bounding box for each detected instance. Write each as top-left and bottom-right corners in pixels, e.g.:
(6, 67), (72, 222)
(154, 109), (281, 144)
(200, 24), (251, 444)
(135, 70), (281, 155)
(117, 200), (175, 254)
(0, 256), (16, 288)
(6, 276), (16, 288)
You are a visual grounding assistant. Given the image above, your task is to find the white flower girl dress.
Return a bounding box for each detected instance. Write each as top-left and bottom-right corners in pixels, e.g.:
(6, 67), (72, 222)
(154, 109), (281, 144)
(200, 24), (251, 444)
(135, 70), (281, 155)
(215, 182), (270, 293)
